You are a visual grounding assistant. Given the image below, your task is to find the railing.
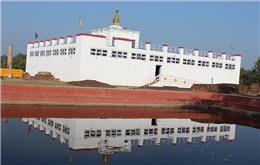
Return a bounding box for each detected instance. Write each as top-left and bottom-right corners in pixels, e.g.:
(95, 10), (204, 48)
(149, 74), (205, 87)
(150, 44), (163, 51)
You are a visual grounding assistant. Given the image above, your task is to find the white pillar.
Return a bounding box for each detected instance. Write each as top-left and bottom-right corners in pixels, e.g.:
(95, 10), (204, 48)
(179, 46), (184, 54)
(221, 52), (226, 60)
(52, 38), (57, 46)
(39, 40), (44, 47)
(45, 39), (50, 46)
(67, 35), (73, 44)
(162, 44), (168, 52)
(34, 41), (39, 48)
(145, 42), (151, 50)
(194, 49), (199, 56)
(207, 50), (213, 58)
(155, 138), (160, 146)
(59, 37), (65, 45)
(138, 139), (143, 148)
(171, 136), (177, 145)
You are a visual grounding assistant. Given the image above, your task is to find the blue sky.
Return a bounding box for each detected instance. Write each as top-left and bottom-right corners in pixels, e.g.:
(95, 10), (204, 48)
(1, 1), (259, 69)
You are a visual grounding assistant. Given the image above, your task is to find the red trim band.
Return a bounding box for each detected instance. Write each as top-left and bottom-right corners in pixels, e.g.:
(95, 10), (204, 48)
(162, 44), (168, 47)
(52, 38), (57, 40)
(208, 51), (213, 53)
(59, 37), (65, 39)
(194, 49), (199, 51)
(138, 145), (143, 148)
(34, 41), (39, 43)
(221, 52), (226, 54)
(46, 39), (50, 41)
(27, 42), (34, 44)
(230, 54), (242, 57)
(145, 42), (151, 44)
(217, 55), (222, 57)
(179, 47), (184, 49)
(114, 37), (132, 42)
(201, 141), (206, 143)
(67, 35), (73, 38)
(76, 33), (106, 38)
(40, 40), (44, 42)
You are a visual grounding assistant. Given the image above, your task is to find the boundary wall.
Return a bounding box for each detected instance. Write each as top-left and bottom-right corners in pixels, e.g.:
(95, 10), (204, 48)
(1, 84), (260, 115)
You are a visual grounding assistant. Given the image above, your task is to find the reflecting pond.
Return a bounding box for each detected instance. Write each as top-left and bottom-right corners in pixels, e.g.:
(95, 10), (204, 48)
(1, 106), (260, 165)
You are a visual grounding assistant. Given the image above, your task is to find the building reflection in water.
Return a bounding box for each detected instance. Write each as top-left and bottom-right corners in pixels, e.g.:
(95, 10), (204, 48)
(22, 118), (235, 164)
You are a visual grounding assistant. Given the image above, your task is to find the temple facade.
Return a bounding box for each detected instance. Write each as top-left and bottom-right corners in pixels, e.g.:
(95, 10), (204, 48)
(26, 7), (241, 88)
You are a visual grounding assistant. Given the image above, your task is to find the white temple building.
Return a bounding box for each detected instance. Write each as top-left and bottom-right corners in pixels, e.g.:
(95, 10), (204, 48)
(22, 117), (236, 155)
(26, 7), (242, 88)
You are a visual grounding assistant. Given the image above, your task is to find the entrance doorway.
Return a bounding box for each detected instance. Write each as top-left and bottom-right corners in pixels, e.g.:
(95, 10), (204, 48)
(155, 65), (162, 77)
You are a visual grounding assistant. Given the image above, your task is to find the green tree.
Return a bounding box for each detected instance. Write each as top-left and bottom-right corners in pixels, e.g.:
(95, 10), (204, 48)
(240, 57), (260, 84)
(12, 59), (26, 71)
(13, 53), (26, 61)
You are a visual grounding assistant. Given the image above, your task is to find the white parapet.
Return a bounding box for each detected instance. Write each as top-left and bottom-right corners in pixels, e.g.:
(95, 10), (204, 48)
(59, 37), (65, 45)
(52, 38), (57, 46)
(45, 39), (50, 47)
(194, 49), (199, 56)
(179, 46), (184, 54)
(34, 41), (39, 48)
(208, 50), (213, 58)
(145, 42), (151, 50)
(162, 44), (168, 52)
(27, 42), (34, 49)
(40, 40), (44, 47)
(67, 35), (73, 44)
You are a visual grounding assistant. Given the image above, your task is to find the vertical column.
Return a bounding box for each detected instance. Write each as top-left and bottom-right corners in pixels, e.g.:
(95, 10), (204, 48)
(7, 44), (13, 69)
(179, 46), (184, 54)
(162, 44), (168, 52)
(194, 49), (199, 56)
(221, 52), (226, 60)
(145, 42), (151, 50)
(208, 51), (213, 58)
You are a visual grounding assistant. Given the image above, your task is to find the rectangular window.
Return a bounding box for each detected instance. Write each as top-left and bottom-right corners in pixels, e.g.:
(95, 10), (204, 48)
(183, 59), (195, 65)
(55, 122), (61, 131)
(225, 64), (235, 70)
(150, 55), (163, 62)
(53, 49), (59, 55)
(207, 126), (218, 132)
(90, 48), (107, 57)
(111, 50), (127, 58)
(212, 62), (223, 68)
(84, 130), (101, 138)
(144, 128), (158, 135)
(192, 127), (204, 133)
(46, 50), (52, 56)
(35, 51), (39, 56)
(68, 48), (76, 55)
(198, 60), (209, 67)
(105, 129), (121, 137)
(125, 129), (141, 136)
(63, 125), (70, 134)
(177, 127), (190, 134)
(40, 50), (45, 56)
(48, 119), (54, 127)
(30, 51), (34, 56)
(131, 53), (146, 61)
(167, 57), (180, 64)
(60, 48), (67, 55)
(161, 128), (174, 135)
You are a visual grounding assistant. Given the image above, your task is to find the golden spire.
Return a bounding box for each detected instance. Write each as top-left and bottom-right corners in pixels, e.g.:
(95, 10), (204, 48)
(102, 154), (110, 165)
(112, 7), (120, 26)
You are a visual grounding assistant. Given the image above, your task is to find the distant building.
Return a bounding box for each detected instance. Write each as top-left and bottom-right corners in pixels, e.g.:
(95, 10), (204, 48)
(26, 7), (241, 88)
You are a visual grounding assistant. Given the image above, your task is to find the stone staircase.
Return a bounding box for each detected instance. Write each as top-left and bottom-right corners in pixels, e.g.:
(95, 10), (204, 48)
(1, 84), (260, 116)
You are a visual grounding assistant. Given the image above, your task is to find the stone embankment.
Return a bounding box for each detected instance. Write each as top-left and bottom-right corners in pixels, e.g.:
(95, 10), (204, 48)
(1, 84), (260, 117)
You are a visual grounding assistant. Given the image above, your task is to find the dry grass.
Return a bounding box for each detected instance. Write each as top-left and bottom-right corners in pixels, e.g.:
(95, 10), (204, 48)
(1, 78), (75, 87)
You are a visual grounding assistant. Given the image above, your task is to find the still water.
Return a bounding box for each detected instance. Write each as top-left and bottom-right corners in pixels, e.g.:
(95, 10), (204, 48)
(1, 106), (260, 165)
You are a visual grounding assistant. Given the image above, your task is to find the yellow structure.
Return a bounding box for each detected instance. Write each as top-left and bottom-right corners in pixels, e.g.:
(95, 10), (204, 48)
(0, 69), (23, 77)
